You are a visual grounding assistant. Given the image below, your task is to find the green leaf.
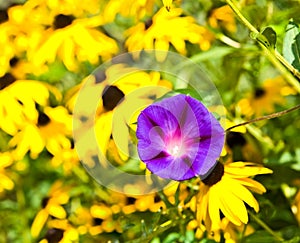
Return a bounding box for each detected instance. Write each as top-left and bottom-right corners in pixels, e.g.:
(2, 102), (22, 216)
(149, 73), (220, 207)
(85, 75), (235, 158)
(162, 232), (180, 243)
(283, 20), (300, 72)
(252, 27), (277, 49)
(244, 230), (281, 243)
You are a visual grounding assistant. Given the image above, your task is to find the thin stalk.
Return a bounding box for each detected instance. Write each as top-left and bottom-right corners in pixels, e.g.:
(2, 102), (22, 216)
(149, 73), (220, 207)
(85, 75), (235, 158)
(226, 103), (300, 131)
(249, 211), (284, 241)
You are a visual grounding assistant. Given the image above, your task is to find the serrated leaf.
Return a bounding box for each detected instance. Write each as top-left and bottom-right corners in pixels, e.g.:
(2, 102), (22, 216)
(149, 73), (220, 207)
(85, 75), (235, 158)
(283, 20), (300, 71)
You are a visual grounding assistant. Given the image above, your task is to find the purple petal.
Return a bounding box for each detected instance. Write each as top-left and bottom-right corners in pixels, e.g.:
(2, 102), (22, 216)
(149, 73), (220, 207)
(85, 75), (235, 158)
(136, 94), (225, 181)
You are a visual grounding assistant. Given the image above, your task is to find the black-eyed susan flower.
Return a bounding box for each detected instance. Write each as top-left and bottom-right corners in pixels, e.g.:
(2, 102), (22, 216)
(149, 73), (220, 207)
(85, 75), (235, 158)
(125, 7), (214, 61)
(0, 152), (14, 193)
(2, 4), (49, 74)
(41, 219), (79, 243)
(237, 76), (297, 117)
(0, 76), (53, 135)
(50, 146), (80, 175)
(31, 181), (70, 238)
(0, 9), (17, 76)
(9, 106), (72, 160)
(22, 0), (118, 71)
(196, 161), (272, 236)
(73, 65), (173, 163)
(102, 0), (156, 22)
(208, 5), (237, 33)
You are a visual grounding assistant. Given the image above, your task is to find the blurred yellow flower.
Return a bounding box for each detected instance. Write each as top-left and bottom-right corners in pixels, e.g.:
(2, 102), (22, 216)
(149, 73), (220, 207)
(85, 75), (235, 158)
(237, 76), (296, 117)
(9, 106), (72, 160)
(125, 8), (214, 61)
(17, 0), (118, 71)
(0, 152), (14, 193)
(50, 147), (80, 175)
(73, 65), (172, 165)
(196, 161), (272, 235)
(209, 5), (237, 33)
(0, 77), (53, 135)
(31, 181), (70, 238)
(103, 0), (156, 22)
(43, 219), (79, 243)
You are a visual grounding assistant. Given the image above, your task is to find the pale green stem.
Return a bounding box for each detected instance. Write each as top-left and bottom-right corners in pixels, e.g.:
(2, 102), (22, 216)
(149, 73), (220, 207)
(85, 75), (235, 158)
(225, 0), (300, 93)
(249, 211), (284, 241)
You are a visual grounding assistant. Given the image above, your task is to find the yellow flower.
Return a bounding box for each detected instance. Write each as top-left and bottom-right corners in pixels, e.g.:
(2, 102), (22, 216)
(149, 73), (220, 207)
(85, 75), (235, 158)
(103, 0), (156, 23)
(237, 76), (297, 117)
(209, 5), (237, 33)
(9, 106), (72, 160)
(42, 219), (79, 243)
(196, 161), (272, 235)
(31, 181), (70, 238)
(50, 147), (80, 175)
(0, 152), (14, 193)
(0, 12), (17, 76)
(0, 77), (53, 135)
(125, 8), (214, 61)
(73, 65), (172, 165)
(2, 4), (49, 74)
(20, 0), (118, 72)
(162, 0), (174, 11)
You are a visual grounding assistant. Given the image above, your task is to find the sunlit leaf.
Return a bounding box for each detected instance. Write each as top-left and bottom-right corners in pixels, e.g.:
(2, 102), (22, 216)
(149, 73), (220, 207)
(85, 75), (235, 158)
(283, 20), (300, 71)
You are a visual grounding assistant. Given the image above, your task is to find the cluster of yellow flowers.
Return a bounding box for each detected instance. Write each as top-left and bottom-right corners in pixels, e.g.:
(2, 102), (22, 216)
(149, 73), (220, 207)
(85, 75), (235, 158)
(1, 0), (299, 242)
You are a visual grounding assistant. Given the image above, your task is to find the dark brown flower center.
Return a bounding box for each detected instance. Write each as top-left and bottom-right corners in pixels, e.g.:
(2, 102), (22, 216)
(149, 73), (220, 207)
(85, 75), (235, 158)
(0, 9), (9, 24)
(127, 196), (137, 205)
(254, 88), (266, 98)
(102, 85), (125, 111)
(145, 19), (153, 30)
(226, 132), (246, 148)
(0, 73), (16, 90)
(45, 228), (64, 243)
(202, 161), (224, 186)
(93, 218), (104, 225)
(38, 111), (51, 126)
(9, 57), (19, 67)
(53, 14), (74, 29)
(41, 197), (50, 208)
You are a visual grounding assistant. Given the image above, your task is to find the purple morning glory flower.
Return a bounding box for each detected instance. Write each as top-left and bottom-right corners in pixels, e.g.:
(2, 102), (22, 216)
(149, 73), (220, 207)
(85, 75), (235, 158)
(136, 94), (225, 181)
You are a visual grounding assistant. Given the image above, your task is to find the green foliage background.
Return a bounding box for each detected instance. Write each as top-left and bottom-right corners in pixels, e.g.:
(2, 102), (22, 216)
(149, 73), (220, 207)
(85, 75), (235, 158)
(0, 0), (299, 242)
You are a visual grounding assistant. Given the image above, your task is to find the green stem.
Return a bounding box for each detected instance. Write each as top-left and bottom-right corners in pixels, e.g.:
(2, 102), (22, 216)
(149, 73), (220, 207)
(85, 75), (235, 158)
(226, 103), (300, 131)
(225, 0), (300, 93)
(249, 211), (284, 241)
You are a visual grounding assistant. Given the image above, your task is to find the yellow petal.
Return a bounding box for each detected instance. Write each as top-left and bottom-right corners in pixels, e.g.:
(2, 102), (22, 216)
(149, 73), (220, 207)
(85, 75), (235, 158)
(218, 186), (246, 225)
(237, 177), (267, 194)
(230, 177), (259, 212)
(47, 204), (67, 219)
(208, 187), (222, 230)
(0, 174), (14, 190)
(31, 209), (49, 238)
